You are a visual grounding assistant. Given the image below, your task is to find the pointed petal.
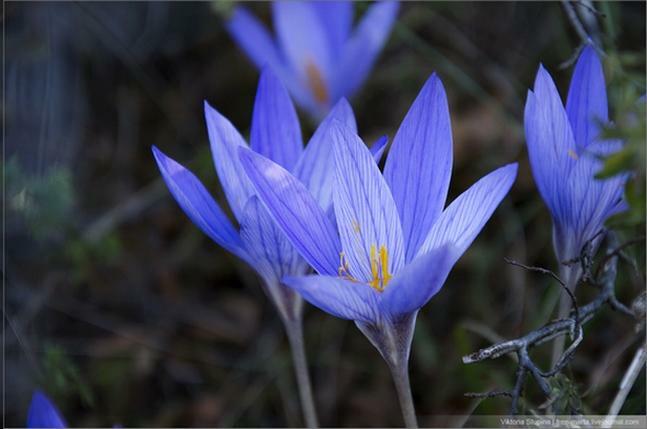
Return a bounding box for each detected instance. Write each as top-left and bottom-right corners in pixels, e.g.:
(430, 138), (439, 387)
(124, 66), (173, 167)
(282, 274), (379, 323)
(292, 98), (357, 209)
(239, 147), (342, 276)
(331, 121), (405, 281)
(334, 1), (399, 99)
(565, 152), (627, 254)
(239, 196), (306, 285)
(27, 391), (67, 428)
(250, 68), (303, 171)
(313, 1), (354, 53)
(152, 146), (248, 261)
(370, 134), (388, 163)
(226, 7), (284, 72)
(380, 244), (457, 317)
(384, 74), (453, 262)
(417, 163), (518, 259)
(272, 1), (332, 94)
(524, 66), (577, 224)
(239, 197), (306, 319)
(204, 101), (255, 222)
(566, 45), (608, 150)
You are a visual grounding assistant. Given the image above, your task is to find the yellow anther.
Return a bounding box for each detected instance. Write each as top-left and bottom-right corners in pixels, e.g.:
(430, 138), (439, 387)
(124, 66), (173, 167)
(305, 60), (329, 105)
(567, 149), (579, 160)
(352, 220), (361, 234)
(379, 246), (393, 285)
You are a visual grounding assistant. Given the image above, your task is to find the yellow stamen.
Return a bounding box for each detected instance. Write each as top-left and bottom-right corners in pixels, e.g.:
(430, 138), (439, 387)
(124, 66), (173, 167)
(369, 245), (380, 290)
(379, 246), (392, 285)
(352, 220), (361, 234)
(305, 60), (329, 105)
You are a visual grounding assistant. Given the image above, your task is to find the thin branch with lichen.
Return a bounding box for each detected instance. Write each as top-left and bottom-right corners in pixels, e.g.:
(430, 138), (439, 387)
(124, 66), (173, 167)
(462, 234), (640, 415)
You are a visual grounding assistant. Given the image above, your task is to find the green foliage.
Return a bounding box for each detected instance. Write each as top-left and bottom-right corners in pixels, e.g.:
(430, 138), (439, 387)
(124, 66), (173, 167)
(4, 158), (75, 240)
(42, 344), (94, 407)
(549, 374), (583, 414)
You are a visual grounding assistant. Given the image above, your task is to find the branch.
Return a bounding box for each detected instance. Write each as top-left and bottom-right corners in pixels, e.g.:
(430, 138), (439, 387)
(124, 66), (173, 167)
(462, 234), (638, 414)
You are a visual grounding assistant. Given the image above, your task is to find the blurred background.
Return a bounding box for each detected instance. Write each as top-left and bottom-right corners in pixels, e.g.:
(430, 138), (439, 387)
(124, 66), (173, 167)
(4, 1), (646, 427)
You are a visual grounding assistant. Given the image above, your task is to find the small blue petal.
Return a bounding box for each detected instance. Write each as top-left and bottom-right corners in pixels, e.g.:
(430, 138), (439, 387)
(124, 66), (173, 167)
(384, 73), (453, 262)
(239, 147), (342, 276)
(369, 135), (388, 163)
(272, 1), (332, 94)
(524, 67), (577, 225)
(292, 98), (357, 209)
(27, 390), (67, 428)
(204, 101), (255, 222)
(152, 146), (249, 262)
(566, 45), (608, 150)
(251, 68), (303, 171)
(312, 1), (354, 54)
(331, 121), (405, 281)
(282, 274), (379, 323)
(417, 163), (518, 260)
(226, 7), (284, 73)
(380, 244), (457, 317)
(333, 1), (399, 100)
(239, 196), (306, 319)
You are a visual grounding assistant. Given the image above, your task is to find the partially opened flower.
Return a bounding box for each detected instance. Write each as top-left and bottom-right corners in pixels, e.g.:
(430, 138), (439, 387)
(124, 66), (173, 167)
(152, 68), (385, 427)
(227, 0), (399, 117)
(27, 390), (66, 428)
(240, 73), (517, 426)
(524, 45), (627, 287)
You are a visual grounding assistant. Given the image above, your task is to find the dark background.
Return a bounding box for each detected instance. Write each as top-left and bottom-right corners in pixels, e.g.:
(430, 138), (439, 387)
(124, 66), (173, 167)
(5, 1), (646, 427)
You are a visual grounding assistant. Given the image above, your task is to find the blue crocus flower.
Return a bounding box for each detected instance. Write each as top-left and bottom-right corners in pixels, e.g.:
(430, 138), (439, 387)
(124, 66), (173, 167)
(152, 68), (386, 426)
(27, 390), (66, 428)
(239, 73), (517, 382)
(227, 1), (399, 117)
(152, 68), (385, 322)
(524, 45), (627, 285)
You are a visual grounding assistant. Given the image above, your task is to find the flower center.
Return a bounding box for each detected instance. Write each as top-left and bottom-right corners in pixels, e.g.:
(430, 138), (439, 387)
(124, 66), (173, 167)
(305, 60), (329, 105)
(337, 246), (393, 292)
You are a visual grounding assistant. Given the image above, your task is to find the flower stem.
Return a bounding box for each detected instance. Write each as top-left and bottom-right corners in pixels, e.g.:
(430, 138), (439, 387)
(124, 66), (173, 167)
(285, 319), (319, 428)
(388, 359), (418, 428)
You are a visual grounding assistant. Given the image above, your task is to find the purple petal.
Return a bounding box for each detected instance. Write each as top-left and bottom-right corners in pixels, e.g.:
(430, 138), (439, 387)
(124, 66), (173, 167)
(331, 121), (405, 282)
(417, 163), (518, 259)
(524, 66), (578, 224)
(239, 196), (307, 284)
(566, 45), (608, 150)
(251, 68), (303, 171)
(334, 1), (399, 100)
(380, 244), (457, 317)
(384, 73), (453, 262)
(272, 1), (332, 101)
(239, 147), (342, 276)
(204, 101), (255, 222)
(370, 134), (388, 163)
(292, 98), (357, 209)
(152, 147), (248, 262)
(226, 7), (284, 73)
(282, 274), (379, 323)
(239, 197), (306, 319)
(27, 390), (67, 428)
(313, 1), (354, 53)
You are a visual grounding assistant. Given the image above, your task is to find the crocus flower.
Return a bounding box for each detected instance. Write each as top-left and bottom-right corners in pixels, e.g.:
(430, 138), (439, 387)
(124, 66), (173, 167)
(27, 390), (66, 428)
(227, 0), (399, 117)
(524, 45), (627, 287)
(240, 73), (517, 426)
(152, 68), (385, 427)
